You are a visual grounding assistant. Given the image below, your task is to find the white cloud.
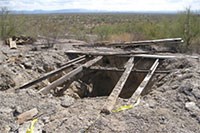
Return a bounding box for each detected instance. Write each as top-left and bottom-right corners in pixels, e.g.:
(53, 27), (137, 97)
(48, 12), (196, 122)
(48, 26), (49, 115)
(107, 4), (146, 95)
(0, 0), (199, 11)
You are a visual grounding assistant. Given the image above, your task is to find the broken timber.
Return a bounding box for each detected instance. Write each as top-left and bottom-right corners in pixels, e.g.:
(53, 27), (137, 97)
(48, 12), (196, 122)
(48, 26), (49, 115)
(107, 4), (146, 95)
(129, 59), (159, 104)
(39, 56), (102, 94)
(88, 66), (170, 74)
(101, 57), (134, 114)
(8, 38), (17, 49)
(18, 56), (86, 90)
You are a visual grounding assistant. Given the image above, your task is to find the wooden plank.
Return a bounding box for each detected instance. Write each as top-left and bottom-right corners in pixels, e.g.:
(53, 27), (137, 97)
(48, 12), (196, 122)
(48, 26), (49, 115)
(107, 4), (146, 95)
(74, 38), (183, 48)
(60, 55), (86, 67)
(121, 54), (199, 59)
(17, 108), (38, 124)
(8, 38), (17, 49)
(18, 57), (86, 90)
(39, 56), (102, 94)
(129, 59), (159, 103)
(65, 50), (150, 56)
(101, 57), (134, 114)
(109, 38), (183, 47)
(122, 54), (175, 59)
(88, 66), (170, 74)
(132, 54), (175, 59)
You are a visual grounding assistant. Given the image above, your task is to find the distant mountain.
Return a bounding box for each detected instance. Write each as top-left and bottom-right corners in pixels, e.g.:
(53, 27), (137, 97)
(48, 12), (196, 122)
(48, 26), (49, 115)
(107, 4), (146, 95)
(10, 9), (106, 14)
(9, 8), (200, 15)
(12, 9), (199, 14)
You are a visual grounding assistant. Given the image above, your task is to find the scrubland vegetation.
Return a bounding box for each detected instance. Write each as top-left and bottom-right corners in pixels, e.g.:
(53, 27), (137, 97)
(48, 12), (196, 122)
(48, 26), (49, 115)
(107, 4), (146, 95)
(0, 8), (200, 52)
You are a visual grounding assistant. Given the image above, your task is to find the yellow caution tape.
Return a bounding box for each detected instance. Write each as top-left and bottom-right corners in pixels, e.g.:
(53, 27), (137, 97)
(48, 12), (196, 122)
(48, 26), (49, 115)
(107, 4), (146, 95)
(112, 97), (141, 113)
(112, 104), (133, 112)
(26, 119), (38, 133)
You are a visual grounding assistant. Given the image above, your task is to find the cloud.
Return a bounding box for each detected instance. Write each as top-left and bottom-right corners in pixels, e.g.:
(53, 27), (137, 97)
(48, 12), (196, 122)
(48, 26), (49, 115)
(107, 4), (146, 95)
(0, 0), (199, 11)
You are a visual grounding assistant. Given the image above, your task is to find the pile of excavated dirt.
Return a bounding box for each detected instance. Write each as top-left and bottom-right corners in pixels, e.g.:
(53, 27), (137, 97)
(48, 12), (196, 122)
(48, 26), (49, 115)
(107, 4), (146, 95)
(0, 40), (199, 133)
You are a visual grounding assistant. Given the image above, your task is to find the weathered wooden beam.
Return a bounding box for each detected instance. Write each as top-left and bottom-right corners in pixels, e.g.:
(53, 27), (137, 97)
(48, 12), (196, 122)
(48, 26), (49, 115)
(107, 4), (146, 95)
(109, 38), (183, 47)
(88, 66), (170, 74)
(17, 108), (38, 124)
(18, 57), (86, 90)
(121, 54), (199, 59)
(60, 55), (86, 67)
(129, 59), (159, 103)
(39, 56), (103, 94)
(65, 50), (150, 56)
(73, 38), (183, 48)
(122, 54), (175, 59)
(101, 57), (134, 114)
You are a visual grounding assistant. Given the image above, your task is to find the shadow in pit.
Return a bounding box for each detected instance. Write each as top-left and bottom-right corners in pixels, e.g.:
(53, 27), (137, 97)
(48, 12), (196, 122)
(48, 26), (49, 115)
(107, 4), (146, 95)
(77, 57), (160, 99)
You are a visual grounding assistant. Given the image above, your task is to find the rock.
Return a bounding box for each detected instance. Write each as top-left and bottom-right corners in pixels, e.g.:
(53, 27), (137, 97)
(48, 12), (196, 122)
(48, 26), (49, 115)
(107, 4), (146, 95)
(37, 66), (45, 73)
(192, 87), (200, 99)
(171, 85), (179, 90)
(3, 125), (11, 132)
(178, 74), (193, 81)
(13, 106), (23, 117)
(146, 99), (156, 109)
(16, 106), (23, 113)
(185, 102), (200, 112)
(60, 96), (75, 108)
(42, 116), (50, 123)
(159, 116), (167, 124)
(10, 124), (19, 132)
(196, 116), (200, 124)
(179, 84), (193, 96)
(23, 61), (32, 69)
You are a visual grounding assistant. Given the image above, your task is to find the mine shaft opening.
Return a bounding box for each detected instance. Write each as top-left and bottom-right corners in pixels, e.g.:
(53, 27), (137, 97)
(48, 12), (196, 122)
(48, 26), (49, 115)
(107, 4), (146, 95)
(65, 56), (161, 99)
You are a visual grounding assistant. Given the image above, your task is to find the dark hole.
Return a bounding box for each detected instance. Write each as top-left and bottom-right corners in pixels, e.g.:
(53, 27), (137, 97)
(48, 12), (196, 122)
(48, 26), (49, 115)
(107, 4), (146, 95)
(58, 57), (159, 99)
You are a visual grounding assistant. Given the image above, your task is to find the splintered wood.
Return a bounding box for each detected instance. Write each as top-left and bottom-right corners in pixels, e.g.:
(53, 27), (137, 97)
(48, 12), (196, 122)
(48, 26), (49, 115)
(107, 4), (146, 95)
(101, 57), (134, 114)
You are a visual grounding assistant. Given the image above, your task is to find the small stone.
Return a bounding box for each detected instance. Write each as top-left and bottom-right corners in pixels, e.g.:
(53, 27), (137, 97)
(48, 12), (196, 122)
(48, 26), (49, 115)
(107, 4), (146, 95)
(185, 102), (200, 112)
(159, 116), (167, 124)
(171, 85), (179, 90)
(3, 125), (11, 132)
(196, 116), (200, 123)
(23, 61), (32, 69)
(147, 99), (156, 108)
(37, 66), (45, 73)
(16, 106), (22, 113)
(13, 106), (23, 117)
(60, 96), (75, 108)
(42, 116), (50, 123)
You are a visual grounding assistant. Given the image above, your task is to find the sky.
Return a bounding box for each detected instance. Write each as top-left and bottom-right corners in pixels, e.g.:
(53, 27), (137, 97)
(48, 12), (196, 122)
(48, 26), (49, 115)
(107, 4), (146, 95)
(0, 0), (199, 12)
